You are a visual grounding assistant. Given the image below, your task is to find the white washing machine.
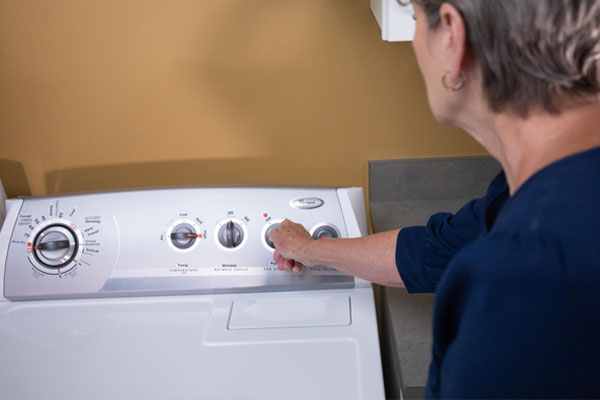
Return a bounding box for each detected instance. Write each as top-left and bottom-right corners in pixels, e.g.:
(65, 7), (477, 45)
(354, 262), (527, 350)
(0, 186), (384, 400)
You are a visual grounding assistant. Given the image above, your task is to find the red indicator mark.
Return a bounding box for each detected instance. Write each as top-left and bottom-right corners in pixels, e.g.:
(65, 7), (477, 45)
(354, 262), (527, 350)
(71, 224), (77, 230)
(34, 245), (38, 250)
(263, 213), (268, 218)
(27, 242), (32, 247)
(321, 235), (327, 239)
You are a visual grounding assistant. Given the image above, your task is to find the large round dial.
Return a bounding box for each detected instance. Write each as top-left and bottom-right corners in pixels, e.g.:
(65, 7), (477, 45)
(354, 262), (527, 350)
(33, 224), (79, 269)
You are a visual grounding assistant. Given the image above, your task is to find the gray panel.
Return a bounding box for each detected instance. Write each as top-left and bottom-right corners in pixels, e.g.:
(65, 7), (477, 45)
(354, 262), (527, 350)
(381, 287), (434, 398)
(369, 156), (501, 203)
(370, 200), (469, 232)
(370, 156), (501, 230)
(369, 156), (501, 399)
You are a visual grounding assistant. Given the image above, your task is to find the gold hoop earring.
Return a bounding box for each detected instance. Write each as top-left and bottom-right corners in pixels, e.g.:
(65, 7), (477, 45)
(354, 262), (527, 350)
(442, 70), (466, 91)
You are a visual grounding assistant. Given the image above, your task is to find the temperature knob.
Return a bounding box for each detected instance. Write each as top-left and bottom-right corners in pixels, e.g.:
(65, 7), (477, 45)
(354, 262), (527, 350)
(170, 223), (198, 250)
(218, 220), (244, 248)
(311, 224), (340, 240)
(166, 219), (202, 252)
(33, 224), (78, 268)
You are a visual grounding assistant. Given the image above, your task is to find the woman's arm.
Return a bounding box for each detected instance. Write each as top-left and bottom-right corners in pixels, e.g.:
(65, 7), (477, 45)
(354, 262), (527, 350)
(269, 219), (405, 287)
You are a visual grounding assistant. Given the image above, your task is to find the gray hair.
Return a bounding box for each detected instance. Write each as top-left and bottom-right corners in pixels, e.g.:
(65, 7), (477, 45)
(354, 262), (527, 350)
(413, 0), (600, 116)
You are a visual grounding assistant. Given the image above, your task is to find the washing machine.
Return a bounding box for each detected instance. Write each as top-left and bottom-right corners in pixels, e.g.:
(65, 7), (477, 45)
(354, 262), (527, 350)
(0, 186), (384, 400)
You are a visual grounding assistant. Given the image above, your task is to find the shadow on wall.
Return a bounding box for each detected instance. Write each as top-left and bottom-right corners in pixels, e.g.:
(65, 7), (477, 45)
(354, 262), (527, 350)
(45, 158), (364, 195)
(0, 159), (32, 198)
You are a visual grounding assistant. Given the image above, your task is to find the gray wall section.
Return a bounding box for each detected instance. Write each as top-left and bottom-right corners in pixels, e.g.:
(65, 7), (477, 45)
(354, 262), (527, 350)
(369, 156), (501, 399)
(370, 156), (502, 229)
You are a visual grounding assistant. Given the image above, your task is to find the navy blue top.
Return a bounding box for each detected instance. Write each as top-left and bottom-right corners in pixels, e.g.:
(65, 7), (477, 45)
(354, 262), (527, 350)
(395, 147), (600, 398)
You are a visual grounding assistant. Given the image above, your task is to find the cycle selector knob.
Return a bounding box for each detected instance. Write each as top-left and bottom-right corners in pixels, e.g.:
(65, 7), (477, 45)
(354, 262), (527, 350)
(33, 224), (79, 268)
(218, 220), (244, 248)
(264, 223), (280, 249)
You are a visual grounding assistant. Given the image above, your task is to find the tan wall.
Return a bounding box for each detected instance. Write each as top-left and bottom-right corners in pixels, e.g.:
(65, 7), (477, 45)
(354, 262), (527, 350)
(0, 0), (485, 199)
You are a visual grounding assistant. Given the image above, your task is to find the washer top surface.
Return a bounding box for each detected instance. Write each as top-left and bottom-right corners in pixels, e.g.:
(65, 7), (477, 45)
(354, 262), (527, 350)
(0, 288), (383, 400)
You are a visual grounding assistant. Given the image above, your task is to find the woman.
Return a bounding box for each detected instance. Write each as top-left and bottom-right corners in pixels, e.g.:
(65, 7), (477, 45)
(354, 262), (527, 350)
(269, 0), (600, 398)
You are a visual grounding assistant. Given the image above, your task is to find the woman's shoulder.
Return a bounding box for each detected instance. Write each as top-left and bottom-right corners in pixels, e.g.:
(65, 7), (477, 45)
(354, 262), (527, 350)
(493, 146), (600, 236)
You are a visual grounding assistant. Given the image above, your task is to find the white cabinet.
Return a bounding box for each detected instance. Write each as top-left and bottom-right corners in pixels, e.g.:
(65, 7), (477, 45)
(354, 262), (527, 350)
(370, 0), (415, 41)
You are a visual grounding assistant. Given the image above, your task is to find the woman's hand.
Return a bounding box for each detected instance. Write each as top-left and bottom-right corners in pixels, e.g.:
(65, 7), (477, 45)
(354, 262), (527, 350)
(268, 219), (314, 273)
(269, 220), (404, 287)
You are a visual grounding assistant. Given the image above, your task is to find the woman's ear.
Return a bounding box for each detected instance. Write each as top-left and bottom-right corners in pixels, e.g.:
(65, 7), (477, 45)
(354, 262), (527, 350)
(439, 3), (469, 83)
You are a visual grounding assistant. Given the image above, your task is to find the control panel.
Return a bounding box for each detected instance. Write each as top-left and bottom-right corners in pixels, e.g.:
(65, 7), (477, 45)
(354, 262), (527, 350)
(1, 187), (366, 300)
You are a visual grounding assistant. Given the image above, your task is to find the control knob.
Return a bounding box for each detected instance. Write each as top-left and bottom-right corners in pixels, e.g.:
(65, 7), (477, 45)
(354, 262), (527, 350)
(311, 224), (339, 240)
(170, 223), (199, 249)
(264, 223), (280, 249)
(218, 220), (244, 248)
(33, 224), (78, 268)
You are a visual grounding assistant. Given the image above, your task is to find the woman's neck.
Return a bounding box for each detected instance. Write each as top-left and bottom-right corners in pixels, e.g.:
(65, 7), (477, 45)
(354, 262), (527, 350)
(486, 102), (600, 195)
(456, 100), (600, 195)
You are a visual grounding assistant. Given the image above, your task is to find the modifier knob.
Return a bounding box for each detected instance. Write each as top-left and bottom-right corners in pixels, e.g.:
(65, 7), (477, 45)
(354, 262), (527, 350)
(218, 220), (244, 248)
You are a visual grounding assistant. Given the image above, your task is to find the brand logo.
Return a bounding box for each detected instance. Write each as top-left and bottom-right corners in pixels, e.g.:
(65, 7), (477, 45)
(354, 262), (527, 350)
(289, 197), (324, 209)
